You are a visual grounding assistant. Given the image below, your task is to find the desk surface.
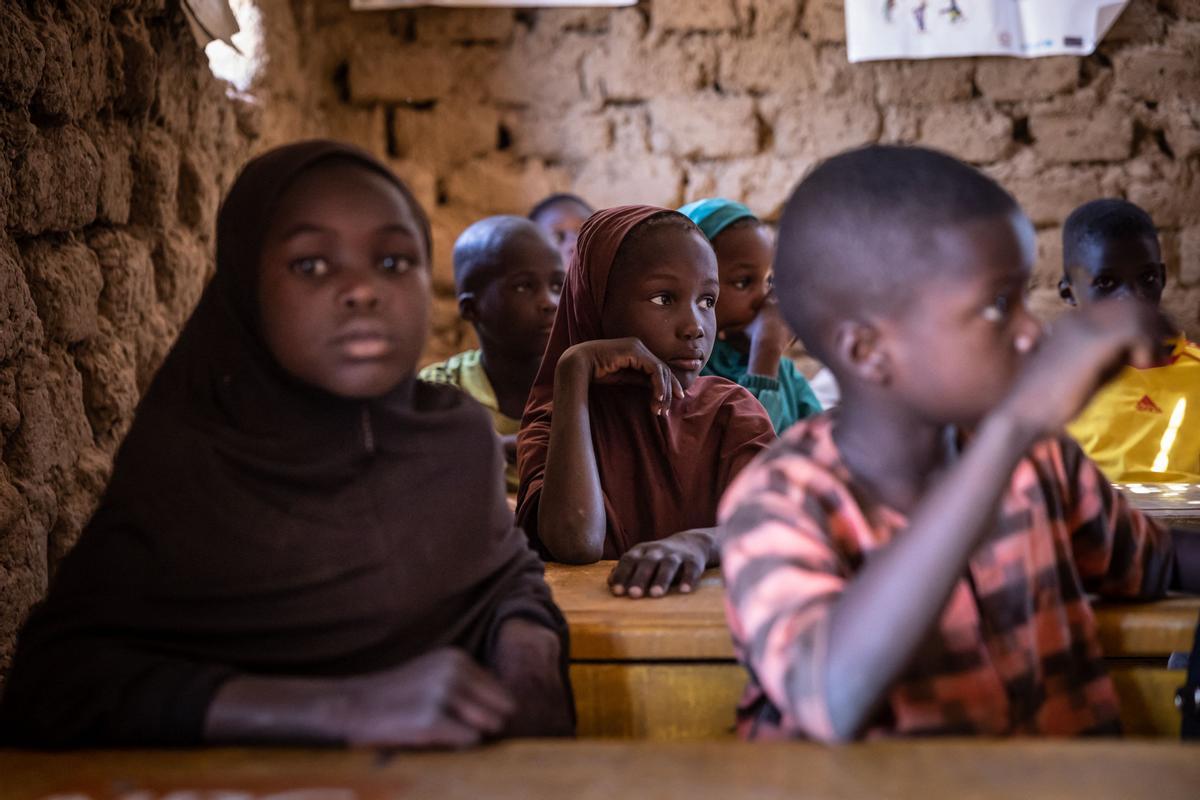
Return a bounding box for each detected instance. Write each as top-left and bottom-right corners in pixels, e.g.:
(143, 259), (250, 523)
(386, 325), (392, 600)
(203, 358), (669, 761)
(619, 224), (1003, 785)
(546, 562), (1200, 661)
(545, 562), (731, 659)
(4, 740), (1198, 799)
(1120, 483), (1200, 522)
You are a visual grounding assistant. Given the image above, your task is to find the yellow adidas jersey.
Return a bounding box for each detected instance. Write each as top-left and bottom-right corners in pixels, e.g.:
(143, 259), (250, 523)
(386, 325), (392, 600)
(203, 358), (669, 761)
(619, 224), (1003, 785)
(1067, 338), (1200, 483)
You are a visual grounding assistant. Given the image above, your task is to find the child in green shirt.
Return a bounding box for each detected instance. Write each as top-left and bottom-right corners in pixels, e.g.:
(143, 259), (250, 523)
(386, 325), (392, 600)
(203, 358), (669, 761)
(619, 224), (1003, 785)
(678, 198), (821, 433)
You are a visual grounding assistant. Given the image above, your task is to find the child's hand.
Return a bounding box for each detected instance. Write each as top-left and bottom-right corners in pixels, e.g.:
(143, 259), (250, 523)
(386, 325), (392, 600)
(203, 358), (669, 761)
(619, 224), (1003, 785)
(608, 528), (715, 598)
(559, 338), (685, 417)
(745, 295), (796, 378)
(998, 299), (1175, 439)
(746, 294), (794, 351)
(327, 648), (515, 748)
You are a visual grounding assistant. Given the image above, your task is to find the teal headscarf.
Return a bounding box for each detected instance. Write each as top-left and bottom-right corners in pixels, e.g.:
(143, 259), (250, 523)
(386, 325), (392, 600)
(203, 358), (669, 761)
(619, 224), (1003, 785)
(678, 198), (757, 241)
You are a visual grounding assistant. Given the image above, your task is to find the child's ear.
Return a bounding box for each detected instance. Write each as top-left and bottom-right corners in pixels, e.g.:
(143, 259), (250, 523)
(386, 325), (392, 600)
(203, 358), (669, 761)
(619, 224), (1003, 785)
(1057, 278), (1077, 307)
(833, 320), (890, 386)
(457, 293), (478, 323)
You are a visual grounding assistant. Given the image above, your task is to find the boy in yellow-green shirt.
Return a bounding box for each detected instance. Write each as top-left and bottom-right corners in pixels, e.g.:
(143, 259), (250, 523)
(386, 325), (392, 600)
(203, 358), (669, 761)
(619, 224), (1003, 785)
(420, 217), (564, 492)
(1060, 199), (1199, 483)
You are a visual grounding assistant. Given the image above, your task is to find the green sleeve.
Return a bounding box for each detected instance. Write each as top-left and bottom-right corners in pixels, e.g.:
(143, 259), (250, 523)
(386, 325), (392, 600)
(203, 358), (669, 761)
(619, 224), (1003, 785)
(739, 372), (789, 434)
(739, 361), (822, 434)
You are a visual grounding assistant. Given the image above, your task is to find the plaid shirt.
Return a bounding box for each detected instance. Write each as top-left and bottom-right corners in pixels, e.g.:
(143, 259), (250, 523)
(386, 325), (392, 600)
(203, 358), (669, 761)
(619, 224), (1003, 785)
(719, 414), (1175, 741)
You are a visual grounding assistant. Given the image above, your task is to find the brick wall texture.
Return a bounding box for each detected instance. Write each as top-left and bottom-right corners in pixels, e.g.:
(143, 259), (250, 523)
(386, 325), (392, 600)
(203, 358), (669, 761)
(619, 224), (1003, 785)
(0, 0), (257, 683)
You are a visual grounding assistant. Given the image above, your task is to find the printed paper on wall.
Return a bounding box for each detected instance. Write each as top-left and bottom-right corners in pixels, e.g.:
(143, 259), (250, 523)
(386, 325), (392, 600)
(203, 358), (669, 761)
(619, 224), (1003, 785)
(352, 1), (636, 9)
(845, 1), (1130, 62)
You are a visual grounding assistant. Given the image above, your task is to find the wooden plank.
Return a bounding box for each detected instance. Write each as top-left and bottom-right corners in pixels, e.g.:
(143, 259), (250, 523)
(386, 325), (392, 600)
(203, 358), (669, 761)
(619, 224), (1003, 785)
(547, 562), (1200, 661)
(570, 661), (1185, 740)
(1109, 666), (1188, 738)
(571, 662), (743, 740)
(4, 740), (1200, 799)
(1093, 597), (1200, 656)
(545, 562), (734, 660)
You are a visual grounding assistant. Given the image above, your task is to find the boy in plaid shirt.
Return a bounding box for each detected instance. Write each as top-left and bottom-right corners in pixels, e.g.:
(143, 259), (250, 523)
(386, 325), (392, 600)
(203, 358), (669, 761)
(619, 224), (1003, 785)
(719, 146), (1199, 742)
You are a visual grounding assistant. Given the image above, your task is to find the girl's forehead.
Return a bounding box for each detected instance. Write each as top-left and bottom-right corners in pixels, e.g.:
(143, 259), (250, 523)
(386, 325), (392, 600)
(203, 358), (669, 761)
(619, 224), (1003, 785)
(267, 162), (419, 236)
(609, 228), (715, 285)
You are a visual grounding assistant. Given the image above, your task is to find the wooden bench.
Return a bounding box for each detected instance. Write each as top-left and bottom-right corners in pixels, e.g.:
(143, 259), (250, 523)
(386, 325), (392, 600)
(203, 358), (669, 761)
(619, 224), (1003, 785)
(547, 562), (1200, 740)
(4, 740), (1199, 799)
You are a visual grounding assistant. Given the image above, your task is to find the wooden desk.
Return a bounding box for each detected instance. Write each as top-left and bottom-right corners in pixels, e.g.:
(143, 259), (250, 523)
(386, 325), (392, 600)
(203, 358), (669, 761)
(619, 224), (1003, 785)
(547, 563), (1200, 739)
(1120, 483), (1200, 528)
(3, 740), (1200, 800)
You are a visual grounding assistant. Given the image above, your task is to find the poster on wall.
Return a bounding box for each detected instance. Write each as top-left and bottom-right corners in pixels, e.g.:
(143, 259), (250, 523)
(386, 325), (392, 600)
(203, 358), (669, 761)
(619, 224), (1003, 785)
(845, 1), (1131, 62)
(352, 1), (636, 8)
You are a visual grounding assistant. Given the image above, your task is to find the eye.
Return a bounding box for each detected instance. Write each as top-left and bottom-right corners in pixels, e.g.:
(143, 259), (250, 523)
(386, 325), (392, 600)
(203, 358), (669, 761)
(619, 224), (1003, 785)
(1141, 271), (1161, 285)
(513, 280), (534, 293)
(380, 254), (416, 274)
(700, 295), (717, 309)
(290, 257), (330, 278)
(1093, 276), (1115, 292)
(550, 277), (565, 294)
(649, 293), (672, 306)
(732, 277), (752, 290)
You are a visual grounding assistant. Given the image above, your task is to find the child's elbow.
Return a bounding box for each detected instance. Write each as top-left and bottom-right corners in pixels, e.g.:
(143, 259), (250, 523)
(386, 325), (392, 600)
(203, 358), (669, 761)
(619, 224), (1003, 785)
(546, 534), (604, 564)
(539, 507), (605, 564)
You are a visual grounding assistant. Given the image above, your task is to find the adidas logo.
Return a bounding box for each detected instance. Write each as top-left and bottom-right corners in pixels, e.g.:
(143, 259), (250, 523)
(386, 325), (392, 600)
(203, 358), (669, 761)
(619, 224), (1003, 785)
(1135, 395), (1163, 414)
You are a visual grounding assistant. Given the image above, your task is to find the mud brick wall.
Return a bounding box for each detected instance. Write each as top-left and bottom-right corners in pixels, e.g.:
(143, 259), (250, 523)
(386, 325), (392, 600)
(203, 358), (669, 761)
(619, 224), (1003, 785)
(0, 0), (258, 682)
(255, 0), (1200, 364)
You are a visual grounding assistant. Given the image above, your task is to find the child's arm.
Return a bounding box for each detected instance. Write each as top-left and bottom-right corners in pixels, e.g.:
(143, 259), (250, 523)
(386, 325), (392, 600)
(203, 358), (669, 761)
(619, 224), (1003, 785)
(205, 649), (515, 746)
(745, 294), (793, 380)
(537, 338), (683, 563)
(484, 545), (574, 737)
(819, 301), (1172, 741)
(490, 617), (573, 737)
(741, 298), (821, 431)
(609, 390), (775, 598)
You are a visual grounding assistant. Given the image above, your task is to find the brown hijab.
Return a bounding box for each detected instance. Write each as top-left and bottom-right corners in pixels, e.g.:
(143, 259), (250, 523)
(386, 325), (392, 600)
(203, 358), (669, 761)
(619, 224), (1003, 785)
(516, 205), (775, 559)
(0, 141), (563, 747)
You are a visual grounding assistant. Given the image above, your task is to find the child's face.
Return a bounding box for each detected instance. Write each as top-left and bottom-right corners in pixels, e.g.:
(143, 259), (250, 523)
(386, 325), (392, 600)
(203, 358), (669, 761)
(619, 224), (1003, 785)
(712, 222), (774, 332)
(470, 232), (565, 360)
(877, 213), (1041, 426)
(535, 202), (590, 268)
(1062, 234), (1165, 309)
(258, 162), (430, 399)
(600, 227), (719, 390)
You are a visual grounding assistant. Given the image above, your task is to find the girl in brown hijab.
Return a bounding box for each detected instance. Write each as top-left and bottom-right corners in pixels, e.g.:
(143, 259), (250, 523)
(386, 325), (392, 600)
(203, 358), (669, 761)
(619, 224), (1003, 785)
(0, 141), (571, 748)
(516, 206), (775, 599)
